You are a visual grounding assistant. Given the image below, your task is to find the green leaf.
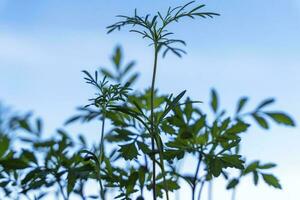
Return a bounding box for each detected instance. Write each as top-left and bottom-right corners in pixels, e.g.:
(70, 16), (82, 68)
(22, 150), (38, 164)
(161, 123), (176, 135)
(0, 181), (10, 187)
(192, 115), (206, 133)
(220, 155), (244, 170)
(123, 61), (136, 76)
(21, 168), (41, 185)
(236, 97), (248, 114)
(252, 114), (269, 129)
(79, 150), (100, 165)
(244, 161), (259, 175)
(163, 150), (184, 161)
(226, 178), (239, 189)
(126, 72), (139, 85)
(179, 128), (193, 139)
(159, 90), (186, 123)
(0, 135), (9, 158)
(137, 141), (151, 154)
(184, 99), (193, 121)
(36, 118), (43, 135)
(33, 140), (56, 148)
(64, 115), (81, 125)
(226, 122), (249, 134)
(106, 129), (133, 142)
(138, 166), (147, 187)
(19, 119), (32, 132)
(253, 171), (259, 185)
(0, 158), (29, 170)
(157, 179), (180, 192)
(220, 117), (231, 131)
(118, 142), (139, 160)
(126, 171), (139, 193)
(210, 157), (223, 177)
(112, 46), (122, 68)
(256, 98), (275, 110)
(100, 69), (114, 79)
(265, 112), (295, 126)
(261, 173), (282, 189)
(258, 163), (277, 169)
(210, 89), (218, 113)
(67, 170), (76, 196)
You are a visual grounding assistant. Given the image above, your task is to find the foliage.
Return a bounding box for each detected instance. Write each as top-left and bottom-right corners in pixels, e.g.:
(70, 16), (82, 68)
(0, 1), (296, 200)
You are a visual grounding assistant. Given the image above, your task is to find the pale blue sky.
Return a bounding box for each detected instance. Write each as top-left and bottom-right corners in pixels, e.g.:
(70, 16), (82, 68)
(0, 0), (300, 199)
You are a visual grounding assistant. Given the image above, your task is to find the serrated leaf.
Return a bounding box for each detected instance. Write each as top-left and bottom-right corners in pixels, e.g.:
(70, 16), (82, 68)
(210, 157), (223, 177)
(157, 179), (180, 192)
(118, 142), (139, 160)
(220, 155), (244, 170)
(137, 141), (151, 154)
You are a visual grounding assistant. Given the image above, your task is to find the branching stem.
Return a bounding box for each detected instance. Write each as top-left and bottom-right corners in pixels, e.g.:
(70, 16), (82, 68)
(192, 152), (203, 200)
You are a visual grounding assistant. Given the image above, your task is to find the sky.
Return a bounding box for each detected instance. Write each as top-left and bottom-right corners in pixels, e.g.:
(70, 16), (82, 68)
(0, 0), (300, 199)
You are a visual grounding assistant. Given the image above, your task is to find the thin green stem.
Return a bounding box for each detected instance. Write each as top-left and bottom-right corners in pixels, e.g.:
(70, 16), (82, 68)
(99, 112), (106, 200)
(150, 43), (169, 200)
(192, 152), (203, 200)
(150, 44), (159, 200)
(197, 181), (205, 200)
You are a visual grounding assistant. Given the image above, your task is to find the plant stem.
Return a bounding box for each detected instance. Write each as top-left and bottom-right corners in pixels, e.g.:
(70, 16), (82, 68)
(192, 153), (203, 200)
(231, 188), (236, 200)
(150, 44), (159, 200)
(197, 181), (205, 200)
(99, 113), (106, 200)
(208, 181), (213, 200)
(58, 181), (68, 200)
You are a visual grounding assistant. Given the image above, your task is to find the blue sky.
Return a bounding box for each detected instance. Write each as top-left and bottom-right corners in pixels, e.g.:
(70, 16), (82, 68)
(0, 0), (300, 199)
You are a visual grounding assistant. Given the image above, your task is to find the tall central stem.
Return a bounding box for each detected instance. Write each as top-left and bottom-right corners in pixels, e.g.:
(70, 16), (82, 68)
(150, 45), (159, 200)
(99, 112), (106, 200)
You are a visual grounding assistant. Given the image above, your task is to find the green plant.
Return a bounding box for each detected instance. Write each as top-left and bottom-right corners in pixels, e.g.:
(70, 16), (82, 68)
(0, 2), (296, 200)
(107, 2), (219, 200)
